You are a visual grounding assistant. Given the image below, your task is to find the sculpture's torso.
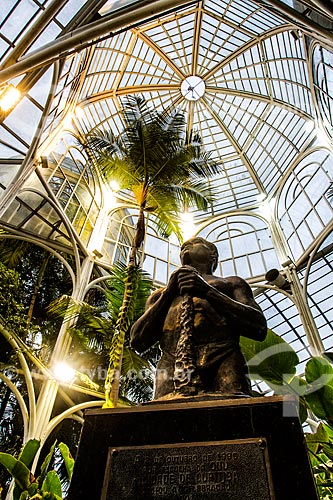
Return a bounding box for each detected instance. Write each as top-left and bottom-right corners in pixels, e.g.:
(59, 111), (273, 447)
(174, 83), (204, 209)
(154, 275), (251, 398)
(161, 275), (236, 353)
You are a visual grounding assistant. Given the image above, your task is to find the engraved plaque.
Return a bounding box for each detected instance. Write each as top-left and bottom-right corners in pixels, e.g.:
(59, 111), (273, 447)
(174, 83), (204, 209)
(101, 439), (274, 499)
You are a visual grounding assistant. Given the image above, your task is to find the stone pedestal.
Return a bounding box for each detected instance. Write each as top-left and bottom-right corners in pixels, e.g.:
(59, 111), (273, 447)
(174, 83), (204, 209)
(68, 395), (318, 499)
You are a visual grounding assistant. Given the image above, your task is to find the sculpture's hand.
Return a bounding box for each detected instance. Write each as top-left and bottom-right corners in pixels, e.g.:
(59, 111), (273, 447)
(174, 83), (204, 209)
(165, 267), (183, 294)
(177, 266), (210, 297)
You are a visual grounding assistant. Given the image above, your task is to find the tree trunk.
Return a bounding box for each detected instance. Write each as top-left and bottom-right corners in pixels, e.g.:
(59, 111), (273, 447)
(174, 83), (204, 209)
(104, 206), (145, 407)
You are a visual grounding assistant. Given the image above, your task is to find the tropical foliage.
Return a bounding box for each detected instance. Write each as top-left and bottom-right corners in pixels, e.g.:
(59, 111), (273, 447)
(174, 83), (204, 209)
(47, 261), (157, 404)
(82, 95), (219, 407)
(83, 95), (218, 251)
(240, 330), (333, 498)
(0, 439), (74, 500)
(0, 241), (76, 495)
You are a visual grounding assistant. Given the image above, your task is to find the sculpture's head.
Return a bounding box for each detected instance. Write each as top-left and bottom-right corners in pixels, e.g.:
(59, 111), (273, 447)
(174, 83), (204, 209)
(180, 237), (218, 272)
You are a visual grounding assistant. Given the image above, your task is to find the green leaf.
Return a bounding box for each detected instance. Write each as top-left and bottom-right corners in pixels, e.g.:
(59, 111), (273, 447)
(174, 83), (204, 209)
(322, 442), (333, 461)
(305, 356), (333, 386)
(240, 329), (299, 386)
(39, 441), (57, 485)
(0, 453), (33, 490)
(19, 439), (40, 469)
(306, 423), (329, 454)
(18, 492), (30, 500)
(317, 481), (333, 487)
(58, 442), (74, 480)
(305, 357), (333, 423)
(41, 492), (63, 500)
(122, 347), (151, 374)
(306, 387), (333, 424)
(298, 397), (309, 424)
(14, 484), (23, 500)
(41, 470), (62, 496)
(323, 423), (333, 440)
(27, 482), (38, 496)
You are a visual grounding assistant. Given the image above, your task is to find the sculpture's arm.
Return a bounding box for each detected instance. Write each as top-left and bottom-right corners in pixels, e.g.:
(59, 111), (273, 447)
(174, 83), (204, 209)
(130, 272), (178, 352)
(177, 269), (267, 341)
(218, 276), (267, 341)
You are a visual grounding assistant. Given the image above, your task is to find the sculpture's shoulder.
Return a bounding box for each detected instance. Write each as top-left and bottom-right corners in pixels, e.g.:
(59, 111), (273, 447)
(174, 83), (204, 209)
(224, 275), (249, 287)
(209, 275), (252, 297)
(223, 275), (257, 304)
(145, 286), (165, 308)
(206, 274), (246, 288)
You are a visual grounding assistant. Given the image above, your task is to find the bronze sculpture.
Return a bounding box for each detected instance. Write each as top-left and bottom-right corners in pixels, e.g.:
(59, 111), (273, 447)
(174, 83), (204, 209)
(130, 237), (267, 399)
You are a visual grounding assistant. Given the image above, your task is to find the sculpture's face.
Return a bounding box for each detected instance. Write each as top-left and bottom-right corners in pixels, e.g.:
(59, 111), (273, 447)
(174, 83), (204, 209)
(180, 238), (216, 271)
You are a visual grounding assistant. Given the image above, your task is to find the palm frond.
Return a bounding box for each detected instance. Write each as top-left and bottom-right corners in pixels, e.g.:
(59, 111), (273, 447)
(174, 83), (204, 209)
(147, 196), (183, 241)
(46, 294), (94, 323)
(120, 346), (154, 403)
(77, 95), (224, 405)
(159, 107), (186, 135)
(122, 95), (157, 128)
(104, 261), (153, 323)
(150, 181), (214, 213)
(84, 131), (142, 187)
(186, 147), (220, 178)
(85, 129), (119, 155)
(121, 346), (151, 374)
(71, 326), (108, 353)
(0, 239), (31, 269)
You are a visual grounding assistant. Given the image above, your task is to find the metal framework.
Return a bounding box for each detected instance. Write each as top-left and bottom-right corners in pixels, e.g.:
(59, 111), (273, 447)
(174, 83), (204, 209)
(0, 0), (333, 473)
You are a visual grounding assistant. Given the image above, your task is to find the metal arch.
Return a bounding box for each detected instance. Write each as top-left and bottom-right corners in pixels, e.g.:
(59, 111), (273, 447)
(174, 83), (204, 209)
(253, 0), (333, 47)
(303, 220), (333, 290)
(0, 372), (29, 442)
(272, 146), (333, 269)
(136, 33), (187, 81)
(204, 86), (314, 121)
(0, 323), (37, 439)
(0, 0), (68, 70)
(0, 0), (108, 95)
(3, 0), (331, 86)
(0, 234), (76, 287)
(47, 23), (317, 211)
(16, 184), (85, 282)
(193, 208), (275, 235)
(77, 24), (315, 121)
(307, 38), (333, 139)
(271, 145), (332, 215)
(44, 400), (104, 444)
(50, 4), (319, 208)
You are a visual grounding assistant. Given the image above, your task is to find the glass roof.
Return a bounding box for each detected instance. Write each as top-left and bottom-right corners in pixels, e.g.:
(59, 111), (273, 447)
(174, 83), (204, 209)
(0, 0), (333, 373)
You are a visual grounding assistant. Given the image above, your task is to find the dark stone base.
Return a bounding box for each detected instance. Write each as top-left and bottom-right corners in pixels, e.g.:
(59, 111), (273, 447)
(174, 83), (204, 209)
(68, 395), (318, 500)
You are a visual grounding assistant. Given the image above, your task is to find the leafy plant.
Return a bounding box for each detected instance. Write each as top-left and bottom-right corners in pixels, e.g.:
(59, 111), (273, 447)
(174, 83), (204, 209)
(306, 423), (333, 499)
(240, 331), (333, 498)
(0, 439), (74, 500)
(47, 261), (156, 405)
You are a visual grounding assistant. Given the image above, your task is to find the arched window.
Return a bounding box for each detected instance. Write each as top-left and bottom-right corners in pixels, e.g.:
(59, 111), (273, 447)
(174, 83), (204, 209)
(277, 150), (333, 260)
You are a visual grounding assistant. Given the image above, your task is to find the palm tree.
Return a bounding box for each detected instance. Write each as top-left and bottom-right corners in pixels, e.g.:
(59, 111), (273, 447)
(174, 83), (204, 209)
(47, 261), (157, 404)
(82, 95), (219, 407)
